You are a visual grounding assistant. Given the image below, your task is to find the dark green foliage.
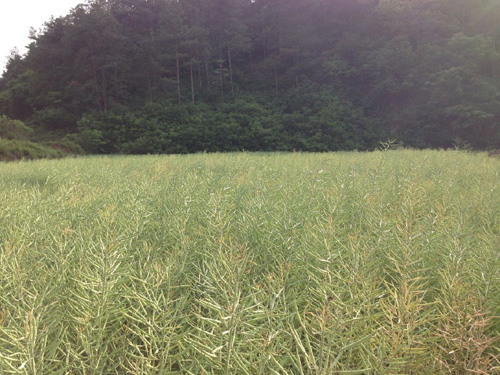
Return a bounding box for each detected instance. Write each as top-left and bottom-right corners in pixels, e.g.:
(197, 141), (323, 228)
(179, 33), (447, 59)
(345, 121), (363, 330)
(76, 99), (288, 153)
(1, 0), (500, 153)
(278, 83), (383, 151)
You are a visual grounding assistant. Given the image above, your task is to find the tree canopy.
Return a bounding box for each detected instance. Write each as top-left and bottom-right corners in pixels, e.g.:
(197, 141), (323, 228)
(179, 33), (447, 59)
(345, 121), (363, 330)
(1, 0), (499, 153)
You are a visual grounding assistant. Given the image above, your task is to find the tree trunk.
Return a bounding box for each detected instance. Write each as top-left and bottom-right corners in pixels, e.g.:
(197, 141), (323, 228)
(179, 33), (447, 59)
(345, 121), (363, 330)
(219, 26), (225, 97)
(278, 0), (282, 56)
(176, 51), (182, 106)
(205, 57), (211, 91)
(101, 68), (108, 112)
(295, 43), (299, 89)
(90, 54), (102, 112)
(148, 78), (153, 102)
(190, 59), (195, 104)
(227, 43), (235, 97)
(275, 0), (282, 95)
(274, 59), (278, 95)
(219, 60), (224, 96)
(198, 61), (203, 89)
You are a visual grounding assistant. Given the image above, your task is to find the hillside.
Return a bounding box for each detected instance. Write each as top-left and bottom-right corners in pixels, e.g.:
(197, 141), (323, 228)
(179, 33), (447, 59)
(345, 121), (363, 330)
(1, 0), (500, 153)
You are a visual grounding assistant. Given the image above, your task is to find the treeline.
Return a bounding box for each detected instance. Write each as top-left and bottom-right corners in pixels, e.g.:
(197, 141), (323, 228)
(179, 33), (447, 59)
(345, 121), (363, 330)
(1, 0), (500, 153)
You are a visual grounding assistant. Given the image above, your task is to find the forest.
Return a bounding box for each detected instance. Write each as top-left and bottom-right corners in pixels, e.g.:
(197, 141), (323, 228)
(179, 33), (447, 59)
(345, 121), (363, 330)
(1, 0), (500, 154)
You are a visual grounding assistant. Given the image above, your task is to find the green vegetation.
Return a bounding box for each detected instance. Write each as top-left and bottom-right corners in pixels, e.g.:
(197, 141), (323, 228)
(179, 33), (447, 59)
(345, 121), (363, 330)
(1, 151), (499, 374)
(1, 0), (500, 152)
(0, 115), (82, 161)
(0, 139), (64, 161)
(0, 115), (32, 140)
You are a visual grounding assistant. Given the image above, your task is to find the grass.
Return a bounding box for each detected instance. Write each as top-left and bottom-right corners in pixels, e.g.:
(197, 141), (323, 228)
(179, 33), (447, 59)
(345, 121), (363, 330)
(0, 150), (499, 374)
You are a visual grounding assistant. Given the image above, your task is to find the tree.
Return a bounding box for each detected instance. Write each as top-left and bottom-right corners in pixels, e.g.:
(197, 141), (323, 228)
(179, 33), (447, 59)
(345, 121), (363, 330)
(1, 0), (499, 151)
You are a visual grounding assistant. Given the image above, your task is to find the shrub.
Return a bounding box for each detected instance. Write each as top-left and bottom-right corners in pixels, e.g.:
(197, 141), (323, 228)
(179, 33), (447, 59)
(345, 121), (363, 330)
(44, 134), (84, 154)
(0, 139), (64, 161)
(0, 115), (33, 140)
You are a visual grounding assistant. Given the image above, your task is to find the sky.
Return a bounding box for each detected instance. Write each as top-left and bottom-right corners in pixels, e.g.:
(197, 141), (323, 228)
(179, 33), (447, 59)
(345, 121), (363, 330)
(0, 0), (83, 72)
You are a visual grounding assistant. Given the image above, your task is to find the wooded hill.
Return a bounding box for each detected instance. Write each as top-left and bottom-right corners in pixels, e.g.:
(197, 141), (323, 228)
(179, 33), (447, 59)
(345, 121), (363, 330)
(1, 0), (500, 154)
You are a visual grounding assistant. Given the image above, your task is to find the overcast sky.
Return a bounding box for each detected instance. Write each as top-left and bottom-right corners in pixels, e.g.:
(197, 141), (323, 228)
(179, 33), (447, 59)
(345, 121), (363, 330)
(1, 0), (83, 72)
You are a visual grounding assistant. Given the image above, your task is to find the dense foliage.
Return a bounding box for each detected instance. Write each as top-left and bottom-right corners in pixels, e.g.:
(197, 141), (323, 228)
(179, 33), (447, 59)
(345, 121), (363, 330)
(0, 115), (82, 161)
(1, 0), (500, 152)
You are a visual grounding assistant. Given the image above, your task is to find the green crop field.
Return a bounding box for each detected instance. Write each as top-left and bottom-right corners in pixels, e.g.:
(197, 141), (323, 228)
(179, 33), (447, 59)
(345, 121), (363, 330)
(0, 150), (499, 374)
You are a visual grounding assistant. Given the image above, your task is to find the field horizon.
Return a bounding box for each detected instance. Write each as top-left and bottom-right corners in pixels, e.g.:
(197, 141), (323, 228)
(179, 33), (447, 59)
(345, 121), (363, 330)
(1, 150), (499, 374)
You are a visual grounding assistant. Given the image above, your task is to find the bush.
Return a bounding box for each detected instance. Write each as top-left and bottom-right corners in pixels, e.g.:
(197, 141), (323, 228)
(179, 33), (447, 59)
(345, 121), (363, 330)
(0, 115), (81, 161)
(0, 139), (64, 161)
(75, 99), (295, 154)
(29, 107), (77, 130)
(73, 94), (383, 154)
(44, 134), (84, 154)
(0, 115), (33, 140)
